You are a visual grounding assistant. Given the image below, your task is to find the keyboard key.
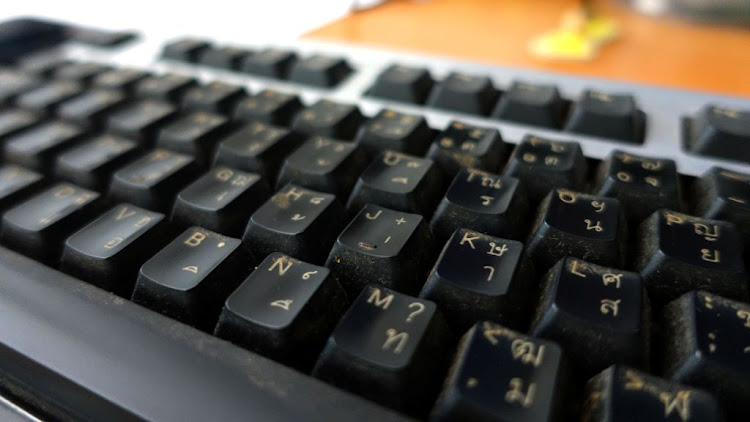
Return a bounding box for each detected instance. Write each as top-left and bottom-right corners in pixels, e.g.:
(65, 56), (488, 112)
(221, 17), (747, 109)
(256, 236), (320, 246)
(582, 366), (722, 422)
(420, 229), (534, 332)
(161, 38), (210, 62)
(109, 149), (199, 212)
(326, 204), (435, 296)
(346, 150), (444, 217)
(530, 258), (648, 376)
(213, 121), (300, 181)
(492, 81), (567, 129)
(232, 89), (302, 125)
(54, 134), (141, 191)
(107, 100), (177, 142)
(243, 184), (345, 264)
(288, 54), (352, 87)
(156, 111), (230, 164)
(1, 183), (100, 264)
(290, 99), (364, 139)
(430, 169), (529, 241)
(198, 45), (252, 70)
(564, 89), (645, 144)
(0, 69), (40, 103)
(53, 62), (110, 83)
(172, 167), (269, 236)
(633, 210), (748, 305)
(661, 291), (750, 420)
(595, 150), (682, 224)
(0, 108), (39, 141)
(181, 81), (247, 114)
(215, 253), (347, 369)
(69, 28), (137, 48)
(132, 227), (253, 330)
(61, 204), (167, 296)
(275, 136), (368, 197)
(134, 73), (197, 102)
(504, 135), (587, 203)
(353, 109), (433, 156)
(91, 68), (148, 92)
(57, 89), (127, 128)
(3, 120), (84, 172)
(426, 72), (499, 115)
(685, 105), (750, 163)
(0, 165), (44, 210)
(16, 53), (66, 77)
(368, 64), (434, 104)
(313, 284), (451, 417)
(241, 48), (297, 79)
(694, 167), (750, 240)
(16, 80), (84, 113)
(527, 189), (626, 270)
(431, 322), (567, 422)
(425, 121), (505, 177)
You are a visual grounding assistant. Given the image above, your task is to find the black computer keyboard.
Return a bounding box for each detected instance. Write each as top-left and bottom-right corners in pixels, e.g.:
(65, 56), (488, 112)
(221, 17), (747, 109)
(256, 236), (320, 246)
(0, 17), (749, 422)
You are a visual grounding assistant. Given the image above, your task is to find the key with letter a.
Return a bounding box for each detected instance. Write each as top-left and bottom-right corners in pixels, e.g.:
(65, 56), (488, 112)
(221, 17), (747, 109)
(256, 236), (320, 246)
(313, 284), (451, 417)
(431, 321), (568, 422)
(132, 227), (253, 331)
(61, 204), (168, 297)
(214, 253), (347, 370)
(582, 366), (722, 422)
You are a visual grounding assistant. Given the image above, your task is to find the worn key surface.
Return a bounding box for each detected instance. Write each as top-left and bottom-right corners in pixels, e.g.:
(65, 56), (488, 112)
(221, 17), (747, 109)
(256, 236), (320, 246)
(425, 120), (505, 177)
(354, 109), (433, 157)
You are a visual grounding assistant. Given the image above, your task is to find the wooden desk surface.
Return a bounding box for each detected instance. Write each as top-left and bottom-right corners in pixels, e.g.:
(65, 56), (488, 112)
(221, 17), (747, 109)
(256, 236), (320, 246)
(304, 0), (750, 97)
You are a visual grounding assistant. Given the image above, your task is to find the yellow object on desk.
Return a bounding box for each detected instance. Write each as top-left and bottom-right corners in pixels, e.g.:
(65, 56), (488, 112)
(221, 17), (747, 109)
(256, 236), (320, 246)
(529, 7), (620, 61)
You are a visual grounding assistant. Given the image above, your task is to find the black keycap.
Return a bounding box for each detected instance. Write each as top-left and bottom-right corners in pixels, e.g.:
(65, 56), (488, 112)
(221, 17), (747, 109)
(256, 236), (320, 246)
(16, 80), (84, 113)
(198, 45), (252, 70)
(161, 38), (210, 62)
(241, 48), (297, 79)
(243, 184), (345, 264)
(60, 204), (167, 296)
(426, 72), (500, 116)
(107, 99), (177, 142)
(661, 291), (750, 421)
(313, 284), (451, 417)
(368, 64), (434, 104)
(431, 322), (567, 422)
(92, 68), (148, 92)
(504, 135), (588, 203)
(530, 258), (648, 376)
(57, 89), (127, 128)
(0, 108), (39, 141)
(582, 365), (722, 422)
(346, 150), (444, 217)
(15, 53), (67, 77)
(1, 183), (100, 264)
(325, 204), (435, 296)
(54, 134), (141, 191)
(595, 150), (682, 224)
(492, 81), (567, 128)
(132, 227), (253, 330)
(181, 81), (247, 114)
(685, 105), (750, 163)
(420, 229), (534, 332)
(425, 120), (505, 177)
(633, 210), (748, 305)
(564, 89), (645, 144)
(0, 165), (44, 209)
(353, 109), (433, 156)
(109, 149), (199, 212)
(172, 167), (269, 236)
(215, 253), (347, 369)
(232, 89), (302, 125)
(69, 28), (137, 47)
(3, 120), (84, 172)
(156, 111), (230, 164)
(134, 73), (197, 102)
(275, 136), (368, 197)
(0, 68), (40, 103)
(290, 99), (364, 139)
(430, 169), (529, 241)
(213, 121), (300, 181)
(288, 54), (352, 87)
(527, 189), (626, 270)
(694, 167), (750, 241)
(53, 62), (111, 83)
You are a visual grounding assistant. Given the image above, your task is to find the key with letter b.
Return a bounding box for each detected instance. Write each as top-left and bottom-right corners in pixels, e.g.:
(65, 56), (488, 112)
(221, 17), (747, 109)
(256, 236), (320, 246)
(313, 284), (451, 417)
